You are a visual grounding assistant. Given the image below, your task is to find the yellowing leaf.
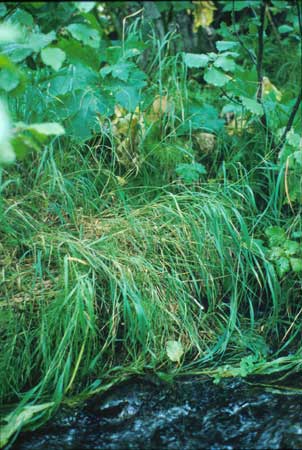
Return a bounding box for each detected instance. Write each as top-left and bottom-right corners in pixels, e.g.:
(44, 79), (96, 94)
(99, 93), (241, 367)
(166, 340), (184, 363)
(192, 1), (216, 32)
(152, 95), (170, 115)
(263, 76), (282, 101)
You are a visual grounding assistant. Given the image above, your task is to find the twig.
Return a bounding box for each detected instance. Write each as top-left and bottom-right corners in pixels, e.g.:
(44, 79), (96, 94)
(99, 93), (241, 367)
(254, 0), (276, 146)
(231, 0), (257, 66)
(275, 90), (302, 154)
(256, 0), (266, 103)
(274, 0), (302, 154)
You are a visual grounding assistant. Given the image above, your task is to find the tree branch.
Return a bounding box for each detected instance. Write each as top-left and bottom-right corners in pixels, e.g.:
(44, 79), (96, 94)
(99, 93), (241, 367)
(231, 0), (257, 66)
(274, 0), (302, 154)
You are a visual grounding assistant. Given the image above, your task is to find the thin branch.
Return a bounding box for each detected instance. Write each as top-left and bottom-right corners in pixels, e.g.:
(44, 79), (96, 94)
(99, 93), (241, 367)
(274, 0), (302, 154)
(255, 0), (275, 146)
(231, 0), (257, 66)
(256, 0), (266, 103)
(275, 84), (302, 155)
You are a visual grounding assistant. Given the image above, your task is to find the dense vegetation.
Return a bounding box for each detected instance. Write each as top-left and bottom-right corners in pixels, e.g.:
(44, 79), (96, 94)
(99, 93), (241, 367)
(0, 1), (301, 447)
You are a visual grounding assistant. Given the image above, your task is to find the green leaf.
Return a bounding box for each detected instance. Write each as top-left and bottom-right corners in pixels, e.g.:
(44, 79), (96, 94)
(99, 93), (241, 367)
(204, 66), (230, 87)
(0, 23), (21, 42)
(0, 68), (19, 92)
(276, 257), (290, 278)
(115, 86), (140, 112)
(0, 403), (54, 448)
(27, 30), (56, 52)
(292, 151), (302, 167)
(283, 240), (300, 256)
(27, 123), (65, 136)
(287, 131), (301, 147)
(292, 231), (302, 239)
(57, 38), (100, 70)
(0, 3), (7, 17)
(265, 226), (287, 247)
(290, 258), (302, 273)
(66, 23), (100, 48)
(176, 162), (207, 183)
(41, 47), (66, 71)
(240, 96), (263, 115)
(222, 1), (260, 11)
(216, 41), (238, 52)
(75, 1), (96, 12)
(269, 246), (284, 260)
(11, 134), (41, 158)
(9, 8), (34, 26)
(214, 55), (236, 72)
(166, 340), (184, 363)
(100, 61), (136, 82)
(183, 53), (209, 68)
(278, 25), (293, 34)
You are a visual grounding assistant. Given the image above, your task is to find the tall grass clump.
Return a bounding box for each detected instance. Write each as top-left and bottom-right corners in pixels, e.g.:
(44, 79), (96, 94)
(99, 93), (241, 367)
(0, 172), (281, 446)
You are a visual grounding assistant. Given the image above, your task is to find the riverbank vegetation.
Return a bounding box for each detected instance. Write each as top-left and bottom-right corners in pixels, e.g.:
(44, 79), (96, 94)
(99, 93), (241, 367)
(0, 1), (301, 447)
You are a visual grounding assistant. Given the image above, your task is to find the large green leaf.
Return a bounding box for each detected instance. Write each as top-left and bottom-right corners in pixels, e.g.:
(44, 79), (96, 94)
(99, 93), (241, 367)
(41, 47), (66, 71)
(115, 86), (140, 112)
(204, 66), (230, 87)
(26, 122), (65, 136)
(66, 23), (100, 48)
(214, 54), (236, 72)
(0, 68), (19, 92)
(183, 53), (209, 68)
(100, 61), (136, 82)
(216, 40), (238, 52)
(240, 96), (263, 115)
(57, 38), (100, 70)
(0, 23), (21, 42)
(75, 1), (96, 12)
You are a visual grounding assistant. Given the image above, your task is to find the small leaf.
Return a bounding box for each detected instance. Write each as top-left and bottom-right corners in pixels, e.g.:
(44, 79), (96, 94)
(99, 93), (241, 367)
(204, 66), (230, 87)
(283, 240), (300, 256)
(278, 25), (293, 34)
(75, 1), (96, 12)
(183, 53), (209, 68)
(276, 257), (290, 278)
(290, 258), (302, 273)
(292, 151), (302, 167)
(265, 226), (287, 247)
(216, 40), (238, 52)
(166, 340), (184, 363)
(292, 231), (302, 239)
(41, 47), (66, 71)
(176, 162), (207, 183)
(240, 96), (263, 115)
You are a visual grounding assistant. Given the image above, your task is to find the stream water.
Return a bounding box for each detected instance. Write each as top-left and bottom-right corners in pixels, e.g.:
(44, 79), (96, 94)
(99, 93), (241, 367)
(11, 376), (302, 449)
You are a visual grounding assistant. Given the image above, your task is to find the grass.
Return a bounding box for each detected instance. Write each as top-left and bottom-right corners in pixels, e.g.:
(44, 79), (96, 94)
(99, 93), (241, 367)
(1, 140), (301, 447)
(1, 16), (301, 448)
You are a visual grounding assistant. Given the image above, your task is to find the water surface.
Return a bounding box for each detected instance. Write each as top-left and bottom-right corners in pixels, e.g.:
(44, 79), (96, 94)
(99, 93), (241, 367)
(12, 376), (302, 449)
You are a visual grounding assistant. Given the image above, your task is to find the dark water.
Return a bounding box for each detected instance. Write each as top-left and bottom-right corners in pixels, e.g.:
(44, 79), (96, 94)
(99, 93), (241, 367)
(11, 376), (302, 450)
